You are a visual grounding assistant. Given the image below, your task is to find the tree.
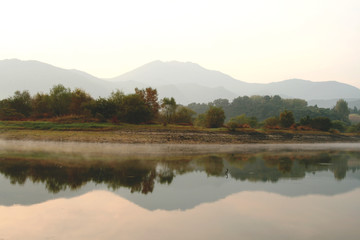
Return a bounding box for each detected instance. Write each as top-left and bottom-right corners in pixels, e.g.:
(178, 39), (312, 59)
(174, 106), (196, 124)
(334, 99), (350, 122)
(161, 97), (177, 124)
(32, 93), (51, 118)
(69, 88), (93, 115)
(135, 87), (160, 121)
(205, 106), (225, 128)
(299, 115), (311, 126)
(49, 84), (72, 116)
(279, 110), (295, 128)
(7, 90), (32, 117)
(122, 94), (151, 124)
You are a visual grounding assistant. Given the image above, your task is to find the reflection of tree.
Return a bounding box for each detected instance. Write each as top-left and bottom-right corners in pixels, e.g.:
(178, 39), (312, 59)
(0, 151), (359, 194)
(195, 156), (224, 176)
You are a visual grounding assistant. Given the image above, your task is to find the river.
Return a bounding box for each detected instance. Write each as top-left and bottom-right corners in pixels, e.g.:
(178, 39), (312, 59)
(0, 141), (359, 239)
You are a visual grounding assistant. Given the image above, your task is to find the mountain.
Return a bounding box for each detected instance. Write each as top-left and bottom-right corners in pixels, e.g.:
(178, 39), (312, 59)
(108, 60), (244, 103)
(0, 59), (114, 99)
(1, 59), (360, 105)
(110, 61), (360, 103)
(265, 79), (360, 101)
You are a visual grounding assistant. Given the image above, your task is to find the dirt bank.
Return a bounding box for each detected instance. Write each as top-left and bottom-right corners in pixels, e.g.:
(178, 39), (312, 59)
(1, 128), (360, 144)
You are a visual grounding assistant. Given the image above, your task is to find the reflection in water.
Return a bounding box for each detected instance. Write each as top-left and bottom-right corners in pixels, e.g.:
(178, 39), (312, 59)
(0, 150), (359, 194)
(1, 143), (360, 240)
(1, 189), (360, 240)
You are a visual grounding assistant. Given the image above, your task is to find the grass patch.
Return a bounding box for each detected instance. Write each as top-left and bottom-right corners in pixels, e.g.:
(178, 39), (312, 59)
(0, 121), (122, 131)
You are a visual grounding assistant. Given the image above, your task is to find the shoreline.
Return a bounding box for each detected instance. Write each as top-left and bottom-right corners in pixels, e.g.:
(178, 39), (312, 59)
(1, 128), (360, 144)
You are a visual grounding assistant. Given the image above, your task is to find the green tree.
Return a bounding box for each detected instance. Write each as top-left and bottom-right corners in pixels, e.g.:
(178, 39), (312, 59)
(122, 94), (151, 124)
(32, 93), (51, 118)
(161, 97), (177, 124)
(279, 110), (295, 128)
(87, 97), (116, 119)
(7, 90), (32, 117)
(299, 115), (312, 126)
(205, 106), (225, 128)
(334, 99), (350, 122)
(49, 84), (72, 116)
(69, 88), (93, 115)
(174, 106), (196, 124)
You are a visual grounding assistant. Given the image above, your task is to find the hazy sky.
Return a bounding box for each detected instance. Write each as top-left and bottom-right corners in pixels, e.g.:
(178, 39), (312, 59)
(1, 0), (359, 88)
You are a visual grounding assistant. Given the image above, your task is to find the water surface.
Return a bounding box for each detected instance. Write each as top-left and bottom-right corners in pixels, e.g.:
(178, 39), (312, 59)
(0, 141), (359, 239)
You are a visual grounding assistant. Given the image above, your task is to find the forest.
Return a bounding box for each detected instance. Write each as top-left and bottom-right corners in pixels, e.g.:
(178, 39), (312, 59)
(0, 84), (359, 133)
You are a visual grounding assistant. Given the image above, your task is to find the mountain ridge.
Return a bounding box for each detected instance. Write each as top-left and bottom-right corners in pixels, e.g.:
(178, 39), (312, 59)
(0, 59), (359, 105)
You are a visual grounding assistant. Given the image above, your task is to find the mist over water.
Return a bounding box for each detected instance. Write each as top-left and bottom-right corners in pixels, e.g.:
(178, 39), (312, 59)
(1, 140), (360, 239)
(1, 139), (360, 157)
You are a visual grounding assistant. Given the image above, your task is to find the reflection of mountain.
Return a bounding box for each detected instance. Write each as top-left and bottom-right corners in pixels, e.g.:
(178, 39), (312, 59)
(0, 151), (360, 210)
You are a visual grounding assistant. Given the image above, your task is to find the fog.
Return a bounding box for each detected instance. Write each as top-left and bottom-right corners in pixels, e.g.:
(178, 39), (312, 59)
(1, 140), (360, 157)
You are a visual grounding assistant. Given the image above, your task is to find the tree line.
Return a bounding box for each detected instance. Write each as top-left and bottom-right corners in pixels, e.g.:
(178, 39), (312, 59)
(0, 85), (359, 133)
(188, 95), (360, 132)
(0, 84), (196, 125)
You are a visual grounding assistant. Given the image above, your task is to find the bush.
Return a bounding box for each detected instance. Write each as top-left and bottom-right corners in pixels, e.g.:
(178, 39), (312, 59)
(299, 115), (312, 126)
(0, 108), (25, 120)
(229, 114), (258, 128)
(310, 117), (331, 131)
(264, 117), (280, 129)
(226, 122), (238, 132)
(331, 120), (347, 132)
(279, 110), (295, 128)
(174, 106), (196, 124)
(205, 106), (225, 128)
(194, 113), (206, 127)
(95, 112), (106, 123)
(346, 123), (360, 133)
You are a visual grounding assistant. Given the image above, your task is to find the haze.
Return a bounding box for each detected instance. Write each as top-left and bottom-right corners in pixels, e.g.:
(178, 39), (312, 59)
(1, 0), (359, 88)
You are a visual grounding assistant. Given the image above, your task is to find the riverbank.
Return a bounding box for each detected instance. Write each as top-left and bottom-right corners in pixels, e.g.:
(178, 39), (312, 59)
(1, 127), (359, 144)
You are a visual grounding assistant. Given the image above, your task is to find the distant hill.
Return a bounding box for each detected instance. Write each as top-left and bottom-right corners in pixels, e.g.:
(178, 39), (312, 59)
(308, 98), (360, 109)
(1, 59), (360, 105)
(0, 59), (114, 99)
(110, 61), (360, 104)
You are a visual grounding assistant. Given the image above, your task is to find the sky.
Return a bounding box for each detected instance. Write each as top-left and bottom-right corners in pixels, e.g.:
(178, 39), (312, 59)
(1, 0), (359, 88)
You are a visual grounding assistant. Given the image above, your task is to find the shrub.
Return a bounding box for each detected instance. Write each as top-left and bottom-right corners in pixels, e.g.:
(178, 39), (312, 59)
(229, 114), (258, 128)
(310, 117), (331, 131)
(205, 106), (225, 128)
(331, 120), (347, 132)
(346, 123), (360, 133)
(194, 113), (206, 127)
(95, 113), (106, 123)
(279, 110), (295, 128)
(226, 122), (238, 132)
(264, 117), (280, 129)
